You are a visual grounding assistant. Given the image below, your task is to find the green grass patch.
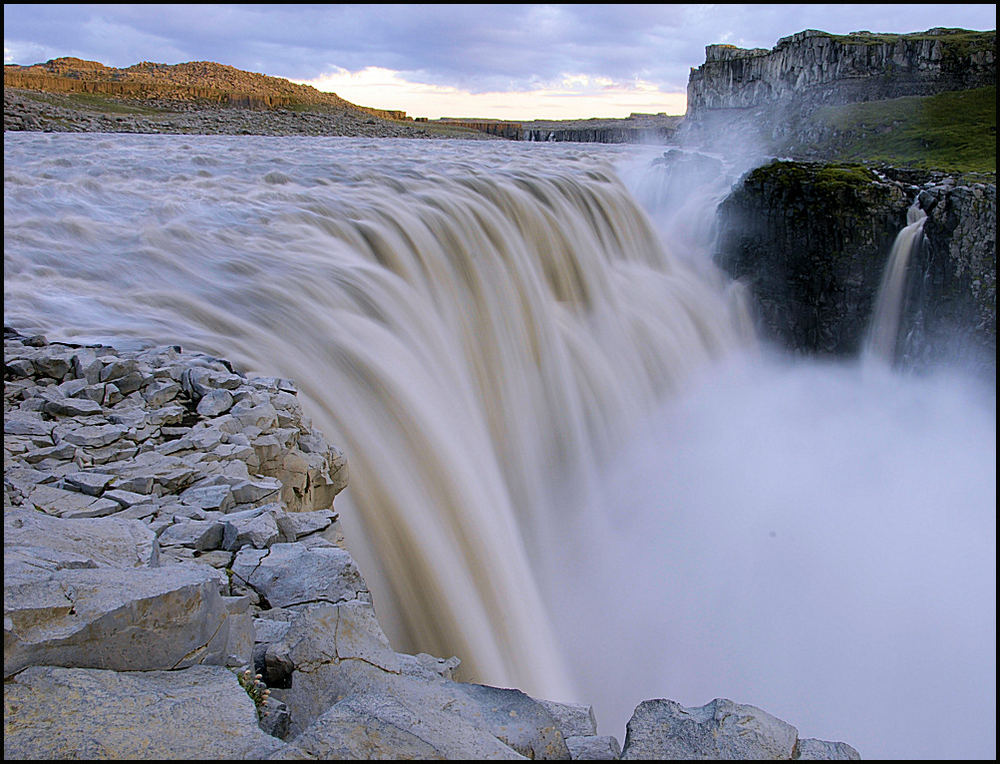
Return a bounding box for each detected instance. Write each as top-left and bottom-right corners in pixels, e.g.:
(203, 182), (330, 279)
(815, 86), (997, 174)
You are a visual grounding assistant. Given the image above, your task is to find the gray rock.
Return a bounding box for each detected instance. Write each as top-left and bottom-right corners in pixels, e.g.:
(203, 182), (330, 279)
(222, 510), (281, 551)
(230, 542), (367, 608)
(157, 519), (225, 551)
(566, 735), (623, 760)
(25, 483), (121, 518)
(197, 388), (234, 417)
(4, 411), (55, 437)
(796, 738), (862, 760)
(4, 508), (158, 571)
(60, 471), (115, 496)
(274, 508), (337, 540)
(290, 691), (526, 760)
(180, 483), (235, 512)
(230, 475), (282, 505)
(59, 423), (127, 448)
(540, 698), (599, 737)
(2, 665), (283, 760)
(4, 563), (250, 677)
(42, 395), (103, 417)
(620, 698), (799, 760)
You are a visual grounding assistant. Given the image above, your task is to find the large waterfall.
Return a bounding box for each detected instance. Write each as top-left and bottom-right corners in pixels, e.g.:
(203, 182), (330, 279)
(3, 134), (995, 759)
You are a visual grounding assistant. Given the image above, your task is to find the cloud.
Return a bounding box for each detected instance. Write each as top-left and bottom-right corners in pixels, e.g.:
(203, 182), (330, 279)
(3, 3), (995, 118)
(298, 66), (686, 120)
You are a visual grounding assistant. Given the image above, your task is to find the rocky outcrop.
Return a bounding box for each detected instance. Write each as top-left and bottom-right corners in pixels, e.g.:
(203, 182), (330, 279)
(521, 114), (682, 144)
(620, 698), (860, 760)
(3, 325), (860, 759)
(714, 160), (996, 368)
(680, 28), (996, 157)
(4, 57), (358, 110)
(687, 28), (996, 115)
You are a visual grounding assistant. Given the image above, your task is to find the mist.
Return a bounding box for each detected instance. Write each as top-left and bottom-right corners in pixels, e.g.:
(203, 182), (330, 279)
(542, 146), (998, 758)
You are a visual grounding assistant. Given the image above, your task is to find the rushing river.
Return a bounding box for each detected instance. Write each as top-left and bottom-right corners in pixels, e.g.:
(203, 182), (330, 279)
(3, 133), (995, 759)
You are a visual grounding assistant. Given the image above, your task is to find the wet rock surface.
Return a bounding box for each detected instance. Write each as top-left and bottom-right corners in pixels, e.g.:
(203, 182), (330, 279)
(714, 160), (996, 370)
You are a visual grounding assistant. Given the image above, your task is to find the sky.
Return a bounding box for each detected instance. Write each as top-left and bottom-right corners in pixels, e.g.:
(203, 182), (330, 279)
(3, 4), (997, 120)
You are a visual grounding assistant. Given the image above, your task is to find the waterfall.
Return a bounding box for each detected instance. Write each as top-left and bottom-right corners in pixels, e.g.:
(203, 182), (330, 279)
(863, 203), (927, 363)
(2, 134), (753, 702)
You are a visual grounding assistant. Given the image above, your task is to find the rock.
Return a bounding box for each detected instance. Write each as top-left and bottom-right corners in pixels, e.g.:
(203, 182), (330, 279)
(4, 563), (251, 677)
(539, 698), (598, 737)
(230, 542), (367, 608)
(620, 698), (799, 760)
(197, 388), (234, 417)
(566, 735), (623, 760)
(25, 483), (121, 518)
(796, 738), (862, 760)
(222, 510), (281, 550)
(4, 508), (158, 571)
(2, 665), (284, 760)
(60, 470), (116, 496)
(289, 691), (526, 760)
(42, 395), (103, 417)
(157, 519), (226, 551)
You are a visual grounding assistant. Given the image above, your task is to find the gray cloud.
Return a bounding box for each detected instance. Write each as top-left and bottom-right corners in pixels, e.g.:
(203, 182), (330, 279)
(4, 4), (996, 93)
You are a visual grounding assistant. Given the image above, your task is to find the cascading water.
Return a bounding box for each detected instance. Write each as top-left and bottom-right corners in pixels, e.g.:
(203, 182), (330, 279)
(2, 133), (753, 703)
(3, 134), (994, 759)
(863, 202), (928, 364)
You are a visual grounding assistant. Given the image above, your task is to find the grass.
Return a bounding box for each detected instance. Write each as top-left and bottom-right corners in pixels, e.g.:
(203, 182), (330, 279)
(814, 86), (997, 174)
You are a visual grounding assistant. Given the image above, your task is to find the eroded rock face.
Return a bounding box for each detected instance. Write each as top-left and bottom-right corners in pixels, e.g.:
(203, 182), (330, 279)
(715, 160), (996, 369)
(687, 29), (996, 115)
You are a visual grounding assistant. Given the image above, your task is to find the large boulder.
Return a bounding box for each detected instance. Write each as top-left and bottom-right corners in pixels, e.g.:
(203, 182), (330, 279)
(2, 665), (284, 760)
(620, 698), (859, 760)
(4, 563), (251, 677)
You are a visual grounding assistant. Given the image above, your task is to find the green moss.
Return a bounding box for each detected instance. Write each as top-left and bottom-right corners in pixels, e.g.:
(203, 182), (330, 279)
(815, 86), (997, 173)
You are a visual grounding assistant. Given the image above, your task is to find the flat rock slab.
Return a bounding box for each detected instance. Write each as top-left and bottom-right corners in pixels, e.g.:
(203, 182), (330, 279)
(4, 508), (158, 572)
(4, 563), (249, 677)
(2, 664), (283, 760)
(289, 690), (527, 760)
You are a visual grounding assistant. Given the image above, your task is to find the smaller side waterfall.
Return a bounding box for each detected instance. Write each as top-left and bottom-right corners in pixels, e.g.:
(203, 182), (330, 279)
(863, 203), (927, 363)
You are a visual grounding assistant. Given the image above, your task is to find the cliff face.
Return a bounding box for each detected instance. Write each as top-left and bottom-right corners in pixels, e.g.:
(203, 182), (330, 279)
(687, 28), (996, 115)
(714, 160), (996, 370)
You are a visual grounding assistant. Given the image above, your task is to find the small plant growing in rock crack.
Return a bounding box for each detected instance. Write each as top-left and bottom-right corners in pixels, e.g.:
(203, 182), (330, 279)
(237, 667), (272, 710)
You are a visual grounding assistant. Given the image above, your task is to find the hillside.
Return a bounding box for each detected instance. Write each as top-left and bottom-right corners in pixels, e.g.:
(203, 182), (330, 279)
(2, 57), (500, 139)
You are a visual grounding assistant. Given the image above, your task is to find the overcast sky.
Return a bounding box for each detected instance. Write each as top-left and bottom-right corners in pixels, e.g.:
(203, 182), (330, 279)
(4, 4), (996, 119)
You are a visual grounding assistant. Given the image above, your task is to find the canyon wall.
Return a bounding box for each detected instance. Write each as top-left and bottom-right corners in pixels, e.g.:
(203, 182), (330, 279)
(714, 160), (996, 370)
(687, 28), (996, 115)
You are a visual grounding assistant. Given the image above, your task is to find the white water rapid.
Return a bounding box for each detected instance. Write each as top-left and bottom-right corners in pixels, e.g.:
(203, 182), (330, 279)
(863, 202), (928, 364)
(4, 134), (995, 759)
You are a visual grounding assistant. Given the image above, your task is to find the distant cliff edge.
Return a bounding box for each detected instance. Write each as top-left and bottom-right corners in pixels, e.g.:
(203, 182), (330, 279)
(680, 27), (996, 166)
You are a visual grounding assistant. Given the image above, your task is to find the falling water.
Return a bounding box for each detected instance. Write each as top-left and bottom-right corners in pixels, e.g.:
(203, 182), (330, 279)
(2, 133), (752, 702)
(863, 202), (928, 363)
(4, 134), (994, 759)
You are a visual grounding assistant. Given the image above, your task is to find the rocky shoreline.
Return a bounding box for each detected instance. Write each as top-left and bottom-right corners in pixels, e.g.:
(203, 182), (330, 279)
(2, 325), (861, 759)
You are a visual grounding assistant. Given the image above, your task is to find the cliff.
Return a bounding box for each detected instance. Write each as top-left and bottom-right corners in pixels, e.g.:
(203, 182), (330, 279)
(3, 57), (408, 122)
(687, 28), (996, 115)
(714, 160), (996, 370)
(681, 28), (997, 164)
